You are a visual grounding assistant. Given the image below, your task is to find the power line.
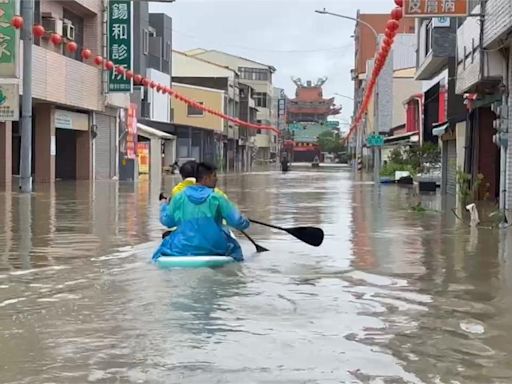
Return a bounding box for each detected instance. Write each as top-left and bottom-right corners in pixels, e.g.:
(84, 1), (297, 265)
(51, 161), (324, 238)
(173, 29), (354, 53)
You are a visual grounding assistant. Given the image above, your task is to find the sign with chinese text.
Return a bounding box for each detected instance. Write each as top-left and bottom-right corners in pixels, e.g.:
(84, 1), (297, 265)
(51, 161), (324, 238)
(126, 103), (137, 159)
(0, 0), (19, 77)
(107, 0), (132, 92)
(367, 133), (384, 147)
(403, 0), (469, 17)
(0, 83), (19, 121)
(137, 142), (149, 174)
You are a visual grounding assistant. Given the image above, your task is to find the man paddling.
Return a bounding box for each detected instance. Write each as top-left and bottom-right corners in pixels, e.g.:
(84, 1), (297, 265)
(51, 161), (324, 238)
(153, 162), (249, 261)
(160, 160), (230, 237)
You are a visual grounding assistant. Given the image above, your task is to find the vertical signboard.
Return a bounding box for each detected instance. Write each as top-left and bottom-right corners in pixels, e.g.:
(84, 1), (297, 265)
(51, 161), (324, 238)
(403, 0), (469, 17)
(107, 0), (132, 92)
(126, 103), (137, 159)
(0, 0), (18, 77)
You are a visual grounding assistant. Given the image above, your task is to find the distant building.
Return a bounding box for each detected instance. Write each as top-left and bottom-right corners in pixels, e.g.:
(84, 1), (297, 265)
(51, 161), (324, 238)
(184, 49), (278, 162)
(286, 78), (341, 162)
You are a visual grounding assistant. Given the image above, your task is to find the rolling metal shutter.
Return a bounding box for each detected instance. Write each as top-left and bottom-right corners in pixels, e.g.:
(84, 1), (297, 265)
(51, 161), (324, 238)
(446, 140), (457, 196)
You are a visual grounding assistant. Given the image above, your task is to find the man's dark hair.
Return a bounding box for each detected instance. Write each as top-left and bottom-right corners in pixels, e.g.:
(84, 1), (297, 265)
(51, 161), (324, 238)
(179, 161), (197, 179)
(196, 162), (217, 182)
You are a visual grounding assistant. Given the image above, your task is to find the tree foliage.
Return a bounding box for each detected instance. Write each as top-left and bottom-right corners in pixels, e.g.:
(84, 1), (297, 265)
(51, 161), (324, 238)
(317, 130), (345, 153)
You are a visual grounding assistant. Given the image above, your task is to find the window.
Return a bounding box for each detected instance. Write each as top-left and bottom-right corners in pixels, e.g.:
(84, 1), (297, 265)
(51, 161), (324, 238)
(187, 102), (204, 116)
(254, 92), (268, 108)
(165, 41), (171, 60)
(239, 67), (269, 81)
(425, 20), (432, 56)
(143, 29), (149, 55)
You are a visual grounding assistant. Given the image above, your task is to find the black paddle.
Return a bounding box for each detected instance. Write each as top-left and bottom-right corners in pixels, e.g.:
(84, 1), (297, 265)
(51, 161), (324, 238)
(238, 230), (269, 253)
(250, 219), (324, 247)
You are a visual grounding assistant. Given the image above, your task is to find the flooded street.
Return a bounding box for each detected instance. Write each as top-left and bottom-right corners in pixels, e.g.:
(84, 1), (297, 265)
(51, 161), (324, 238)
(2, 167), (512, 383)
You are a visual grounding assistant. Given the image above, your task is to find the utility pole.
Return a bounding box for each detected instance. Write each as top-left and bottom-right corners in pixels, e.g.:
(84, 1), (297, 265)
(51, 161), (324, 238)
(19, 0), (33, 193)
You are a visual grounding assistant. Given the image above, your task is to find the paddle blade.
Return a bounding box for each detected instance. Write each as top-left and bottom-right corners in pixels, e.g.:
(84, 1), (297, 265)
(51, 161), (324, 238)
(286, 227), (324, 247)
(255, 243), (269, 253)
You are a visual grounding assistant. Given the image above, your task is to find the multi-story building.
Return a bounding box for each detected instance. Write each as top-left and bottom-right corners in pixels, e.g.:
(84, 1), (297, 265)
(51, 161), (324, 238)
(455, 0), (512, 211)
(185, 49), (277, 162)
(0, 0), (130, 187)
(286, 78), (340, 162)
(172, 82), (225, 166)
(352, 12), (415, 118)
(172, 50), (248, 171)
(117, 6), (175, 181)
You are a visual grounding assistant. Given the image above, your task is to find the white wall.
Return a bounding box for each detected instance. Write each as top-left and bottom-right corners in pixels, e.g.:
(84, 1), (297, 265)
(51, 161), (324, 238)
(147, 68), (171, 123)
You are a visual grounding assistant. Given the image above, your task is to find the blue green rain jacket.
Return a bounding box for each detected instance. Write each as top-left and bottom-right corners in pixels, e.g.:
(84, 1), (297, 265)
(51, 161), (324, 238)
(153, 185), (250, 261)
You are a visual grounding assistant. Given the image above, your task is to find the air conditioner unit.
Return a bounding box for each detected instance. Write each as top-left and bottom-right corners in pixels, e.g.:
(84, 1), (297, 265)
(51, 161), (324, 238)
(42, 16), (63, 35)
(63, 20), (75, 41)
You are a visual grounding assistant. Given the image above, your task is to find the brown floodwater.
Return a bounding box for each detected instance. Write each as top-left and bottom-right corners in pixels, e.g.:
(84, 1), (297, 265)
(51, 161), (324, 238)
(1, 166), (512, 383)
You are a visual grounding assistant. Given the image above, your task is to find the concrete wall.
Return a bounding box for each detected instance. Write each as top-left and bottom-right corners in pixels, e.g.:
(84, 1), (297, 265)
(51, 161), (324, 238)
(146, 68), (171, 123)
(483, 0), (512, 48)
(392, 69), (422, 129)
(172, 83), (224, 132)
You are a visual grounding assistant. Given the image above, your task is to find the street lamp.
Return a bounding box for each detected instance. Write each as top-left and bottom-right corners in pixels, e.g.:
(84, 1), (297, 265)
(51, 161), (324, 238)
(315, 8), (380, 175)
(334, 93), (354, 101)
(314, 8), (379, 46)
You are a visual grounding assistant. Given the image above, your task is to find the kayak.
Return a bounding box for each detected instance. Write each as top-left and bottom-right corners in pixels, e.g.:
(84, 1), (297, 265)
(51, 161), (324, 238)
(156, 255), (234, 269)
(155, 230), (238, 269)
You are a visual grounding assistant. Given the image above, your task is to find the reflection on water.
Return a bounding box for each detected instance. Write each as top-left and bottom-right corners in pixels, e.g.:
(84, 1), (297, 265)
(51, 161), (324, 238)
(1, 168), (512, 383)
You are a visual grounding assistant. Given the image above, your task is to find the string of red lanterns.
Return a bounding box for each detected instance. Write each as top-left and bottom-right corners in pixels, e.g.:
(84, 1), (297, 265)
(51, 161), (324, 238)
(348, 0), (404, 141)
(10, 17), (281, 136)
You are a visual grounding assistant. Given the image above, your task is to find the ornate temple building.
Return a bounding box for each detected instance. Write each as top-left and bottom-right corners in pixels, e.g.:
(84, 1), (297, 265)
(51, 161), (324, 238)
(287, 77), (341, 122)
(284, 77), (341, 162)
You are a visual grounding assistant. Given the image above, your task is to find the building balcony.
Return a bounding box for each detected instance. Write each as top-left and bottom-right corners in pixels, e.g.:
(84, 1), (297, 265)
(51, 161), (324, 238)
(456, 14), (504, 94)
(30, 45), (102, 111)
(61, 0), (102, 16)
(456, 49), (503, 94)
(415, 19), (456, 81)
(255, 133), (270, 148)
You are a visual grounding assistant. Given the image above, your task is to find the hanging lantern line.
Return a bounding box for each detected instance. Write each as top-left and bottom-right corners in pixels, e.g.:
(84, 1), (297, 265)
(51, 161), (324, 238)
(10, 17), (280, 135)
(348, 0), (403, 141)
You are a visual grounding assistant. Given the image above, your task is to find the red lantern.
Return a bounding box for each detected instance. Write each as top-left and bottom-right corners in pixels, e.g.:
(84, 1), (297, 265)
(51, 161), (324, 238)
(115, 66), (125, 75)
(125, 70), (134, 79)
(391, 7), (403, 21)
(33, 24), (45, 38)
(149, 81), (156, 89)
(394, 0), (403, 6)
(105, 61), (114, 71)
(134, 74), (143, 84)
(94, 56), (103, 66)
(385, 28), (396, 39)
(386, 19), (400, 32)
(66, 41), (78, 53)
(156, 84), (163, 93)
(165, 87), (172, 94)
(383, 37), (393, 47)
(142, 78), (151, 87)
(81, 49), (92, 60)
(50, 33), (62, 45)
(11, 15), (23, 29)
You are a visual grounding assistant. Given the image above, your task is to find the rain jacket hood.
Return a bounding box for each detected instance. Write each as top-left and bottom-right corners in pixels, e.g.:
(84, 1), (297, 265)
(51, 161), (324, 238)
(184, 185), (213, 204)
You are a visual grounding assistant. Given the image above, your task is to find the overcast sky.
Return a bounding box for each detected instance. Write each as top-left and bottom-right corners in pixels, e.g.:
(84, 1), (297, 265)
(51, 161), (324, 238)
(150, 0), (392, 129)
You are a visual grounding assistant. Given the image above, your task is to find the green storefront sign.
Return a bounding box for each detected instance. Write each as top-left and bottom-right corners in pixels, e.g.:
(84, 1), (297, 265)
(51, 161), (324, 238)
(108, 0), (132, 92)
(0, 0), (17, 77)
(367, 133), (384, 147)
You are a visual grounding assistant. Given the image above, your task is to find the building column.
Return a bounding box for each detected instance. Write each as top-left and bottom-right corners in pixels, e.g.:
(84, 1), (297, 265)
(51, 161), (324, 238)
(150, 137), (162, 182)
(76, 130), (92, 180)
(0, 121), (12, 189)
(35, 104), (55, 183)
(164, 139), (175, 167)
